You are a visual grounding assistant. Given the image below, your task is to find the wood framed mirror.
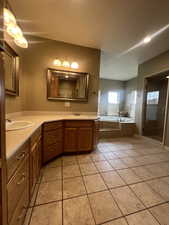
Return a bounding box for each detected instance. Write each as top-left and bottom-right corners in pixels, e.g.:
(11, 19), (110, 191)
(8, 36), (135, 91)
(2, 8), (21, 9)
(0, 42), (19, 96)
(47, 68), (89, 102)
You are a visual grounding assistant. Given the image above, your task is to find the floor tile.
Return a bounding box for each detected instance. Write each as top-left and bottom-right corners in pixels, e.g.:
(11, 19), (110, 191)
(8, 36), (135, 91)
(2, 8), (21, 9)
(63, 195), (95, 225)
(103, 218), (128, 225)
(101, 171), (126, 188)
(150, 203), (169, 225)
(42, 167), (62, 182)
(44, 157), (62, 168)
(79, 162), (98, 175)
(111, 186), (145, 215)
(63, 177), (86, 199)
(91, 153), (106, 162)
(29, 201), (62, 225)
(126, 210), (160, 225)
(77, 154), (92, 164)
(130, 182), (164, 207)
(89, 190), (122, 224)
(83, 174), (107, 193)
(36, 180), (62, 205)
(62, 156), (77, 166)
(118, 168), (142, 184)
(95, 161), (113, 172)
(131, 166), (156, 181)
(146, 179), (169, 200)
(103, 152), (118, 160)
(108, 159), (128, 169)
(63, 165), (81, 178)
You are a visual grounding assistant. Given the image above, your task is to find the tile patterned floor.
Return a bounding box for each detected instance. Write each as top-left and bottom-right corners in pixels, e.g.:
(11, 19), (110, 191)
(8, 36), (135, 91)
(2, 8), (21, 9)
(24, 137), (169, 225)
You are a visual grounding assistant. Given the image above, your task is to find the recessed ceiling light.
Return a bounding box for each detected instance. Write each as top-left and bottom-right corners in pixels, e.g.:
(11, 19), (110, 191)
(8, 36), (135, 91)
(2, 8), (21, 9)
(143, 36), (151, 44)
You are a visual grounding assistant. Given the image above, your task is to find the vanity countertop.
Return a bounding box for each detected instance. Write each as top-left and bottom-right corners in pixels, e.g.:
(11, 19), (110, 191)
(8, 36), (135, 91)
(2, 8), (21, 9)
(6, 114), (99, 160)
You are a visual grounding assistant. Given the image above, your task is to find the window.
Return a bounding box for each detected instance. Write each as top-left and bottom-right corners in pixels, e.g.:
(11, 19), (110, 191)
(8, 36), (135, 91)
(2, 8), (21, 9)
(108, 92), (118, 104)
(147, 91), (159, 105)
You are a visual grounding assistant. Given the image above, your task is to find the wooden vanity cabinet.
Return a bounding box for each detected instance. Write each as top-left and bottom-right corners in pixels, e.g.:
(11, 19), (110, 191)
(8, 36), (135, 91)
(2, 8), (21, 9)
(64, 120), (98, 153)
(42, 121), (63, 164)
(7, 142), (29, 225)
(30, 127), (42, 197)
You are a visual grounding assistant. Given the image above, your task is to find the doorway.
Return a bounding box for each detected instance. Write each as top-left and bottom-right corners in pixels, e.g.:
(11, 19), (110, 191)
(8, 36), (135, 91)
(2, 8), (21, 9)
(143, 73), (169, 142)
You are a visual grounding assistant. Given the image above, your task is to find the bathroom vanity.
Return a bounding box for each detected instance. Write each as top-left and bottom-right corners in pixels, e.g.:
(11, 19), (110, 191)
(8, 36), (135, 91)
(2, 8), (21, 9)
(6, 115), (99, 225)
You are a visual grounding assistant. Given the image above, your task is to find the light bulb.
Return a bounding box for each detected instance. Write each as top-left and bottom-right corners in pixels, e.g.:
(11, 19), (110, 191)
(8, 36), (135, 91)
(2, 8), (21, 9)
(143, 36), (151, 44)
(14, 36), (28, 48)
(7, 24), (23, 39)
(53, 59), (61, 66)
(71, 62), (79, 69)
(4, 8), (16, 26)
(62, 61), (70, 68)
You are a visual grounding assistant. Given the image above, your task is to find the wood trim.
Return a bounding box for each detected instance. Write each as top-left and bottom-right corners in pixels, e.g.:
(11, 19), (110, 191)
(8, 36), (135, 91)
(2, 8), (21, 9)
(0, 1), (8, 224)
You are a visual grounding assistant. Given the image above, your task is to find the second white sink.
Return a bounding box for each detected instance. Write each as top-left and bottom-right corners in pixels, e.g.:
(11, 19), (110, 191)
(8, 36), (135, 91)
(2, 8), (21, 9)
(6, 121), (34, 131)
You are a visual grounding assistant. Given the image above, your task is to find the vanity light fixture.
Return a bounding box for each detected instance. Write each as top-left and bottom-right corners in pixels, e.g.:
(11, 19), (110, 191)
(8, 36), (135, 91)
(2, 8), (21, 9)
(3, 8), (28, 49)
(143, 36), (152, 44)
(166, 76), (169, 79)
(53, 59), (62, 66)
(65, 75), (69, 78)
(14, 36), (28, 48)
(4, 8), (16, 26)
(71, 62), (79, 69)
(62, 61), (70, 68)
(53, 59), (79, 69)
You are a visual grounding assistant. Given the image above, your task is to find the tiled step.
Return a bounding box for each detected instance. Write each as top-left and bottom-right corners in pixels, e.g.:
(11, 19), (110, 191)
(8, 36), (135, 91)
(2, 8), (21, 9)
(99, 128), (122, 138)
(100, 121), (120, 129)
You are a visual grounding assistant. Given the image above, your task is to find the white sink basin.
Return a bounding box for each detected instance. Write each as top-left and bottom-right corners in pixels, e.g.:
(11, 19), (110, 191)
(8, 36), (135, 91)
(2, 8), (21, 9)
(6, 121), (34, 131)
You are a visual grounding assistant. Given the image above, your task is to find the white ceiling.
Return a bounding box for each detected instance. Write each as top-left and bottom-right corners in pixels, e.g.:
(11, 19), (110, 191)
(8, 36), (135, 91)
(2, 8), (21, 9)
(9, 0), (169, 81)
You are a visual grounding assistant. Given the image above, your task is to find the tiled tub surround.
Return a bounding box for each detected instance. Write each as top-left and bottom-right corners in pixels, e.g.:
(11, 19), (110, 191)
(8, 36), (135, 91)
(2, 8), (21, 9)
(24, 137), (169, 225)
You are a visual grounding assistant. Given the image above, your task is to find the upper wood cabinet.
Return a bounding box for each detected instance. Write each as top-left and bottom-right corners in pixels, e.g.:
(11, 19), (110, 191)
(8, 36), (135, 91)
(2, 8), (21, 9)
(43, 121), (63, 164)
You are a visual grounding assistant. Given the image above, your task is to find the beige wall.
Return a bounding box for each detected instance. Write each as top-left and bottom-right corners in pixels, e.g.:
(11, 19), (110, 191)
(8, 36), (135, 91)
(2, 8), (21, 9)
(6, 35), (100, 113)
(136, 50), (169, 146)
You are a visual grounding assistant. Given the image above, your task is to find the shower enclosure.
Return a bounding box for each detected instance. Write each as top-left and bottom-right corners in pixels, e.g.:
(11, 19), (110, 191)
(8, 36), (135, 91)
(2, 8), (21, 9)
(143, 73), (169, 142)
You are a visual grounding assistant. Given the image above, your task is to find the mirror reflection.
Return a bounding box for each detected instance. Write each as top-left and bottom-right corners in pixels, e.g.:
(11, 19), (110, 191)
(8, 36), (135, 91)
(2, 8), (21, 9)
(47, 69), (89, 101)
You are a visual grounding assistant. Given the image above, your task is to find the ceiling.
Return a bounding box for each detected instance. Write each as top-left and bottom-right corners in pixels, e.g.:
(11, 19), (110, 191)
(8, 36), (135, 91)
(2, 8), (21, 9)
(9, 0), (169, 81)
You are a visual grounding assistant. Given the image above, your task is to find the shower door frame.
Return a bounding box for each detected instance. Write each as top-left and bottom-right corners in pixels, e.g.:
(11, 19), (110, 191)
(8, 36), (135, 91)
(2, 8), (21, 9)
(142, 70), (169, 145)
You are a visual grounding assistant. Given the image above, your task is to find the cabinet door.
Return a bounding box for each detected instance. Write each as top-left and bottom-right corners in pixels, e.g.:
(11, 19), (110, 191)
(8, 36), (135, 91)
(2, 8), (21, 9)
(43, 142), (62, 164)
(64, 128), (77, 152)
(78, 127), (93, 152)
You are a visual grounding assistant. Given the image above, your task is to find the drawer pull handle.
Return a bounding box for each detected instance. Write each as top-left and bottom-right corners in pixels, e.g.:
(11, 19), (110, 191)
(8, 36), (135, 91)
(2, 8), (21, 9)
(16, 152), (26, 160)
(17, 174), (25, 185)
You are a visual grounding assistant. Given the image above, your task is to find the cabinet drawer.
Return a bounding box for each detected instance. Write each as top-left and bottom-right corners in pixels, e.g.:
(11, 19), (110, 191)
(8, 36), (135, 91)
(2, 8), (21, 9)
(43, 128), (63, 146)
(8, 157), (29, 223)
(31, 127), (41, 147)
(9, 187), (29, 225)
(7, 141), (29, 180)
(43, 121), (62, 131)
(43, 142), (63, 163)
(64, 120), (93, 128)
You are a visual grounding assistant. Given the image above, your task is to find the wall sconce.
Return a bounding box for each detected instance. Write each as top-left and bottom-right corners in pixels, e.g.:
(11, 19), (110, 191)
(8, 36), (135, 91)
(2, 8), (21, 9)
(3, 8), (28, 48)
(71, 62), (79, 69)
(53, 59), (79, 69)
(62, 61), (70, 68)
(53, 59), (62, 66)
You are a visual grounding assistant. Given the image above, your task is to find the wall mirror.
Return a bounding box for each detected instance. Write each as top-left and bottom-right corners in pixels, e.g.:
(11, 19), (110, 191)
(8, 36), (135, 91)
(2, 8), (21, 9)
(0, 42), (19, 96)
(47, 68), (89, 102)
